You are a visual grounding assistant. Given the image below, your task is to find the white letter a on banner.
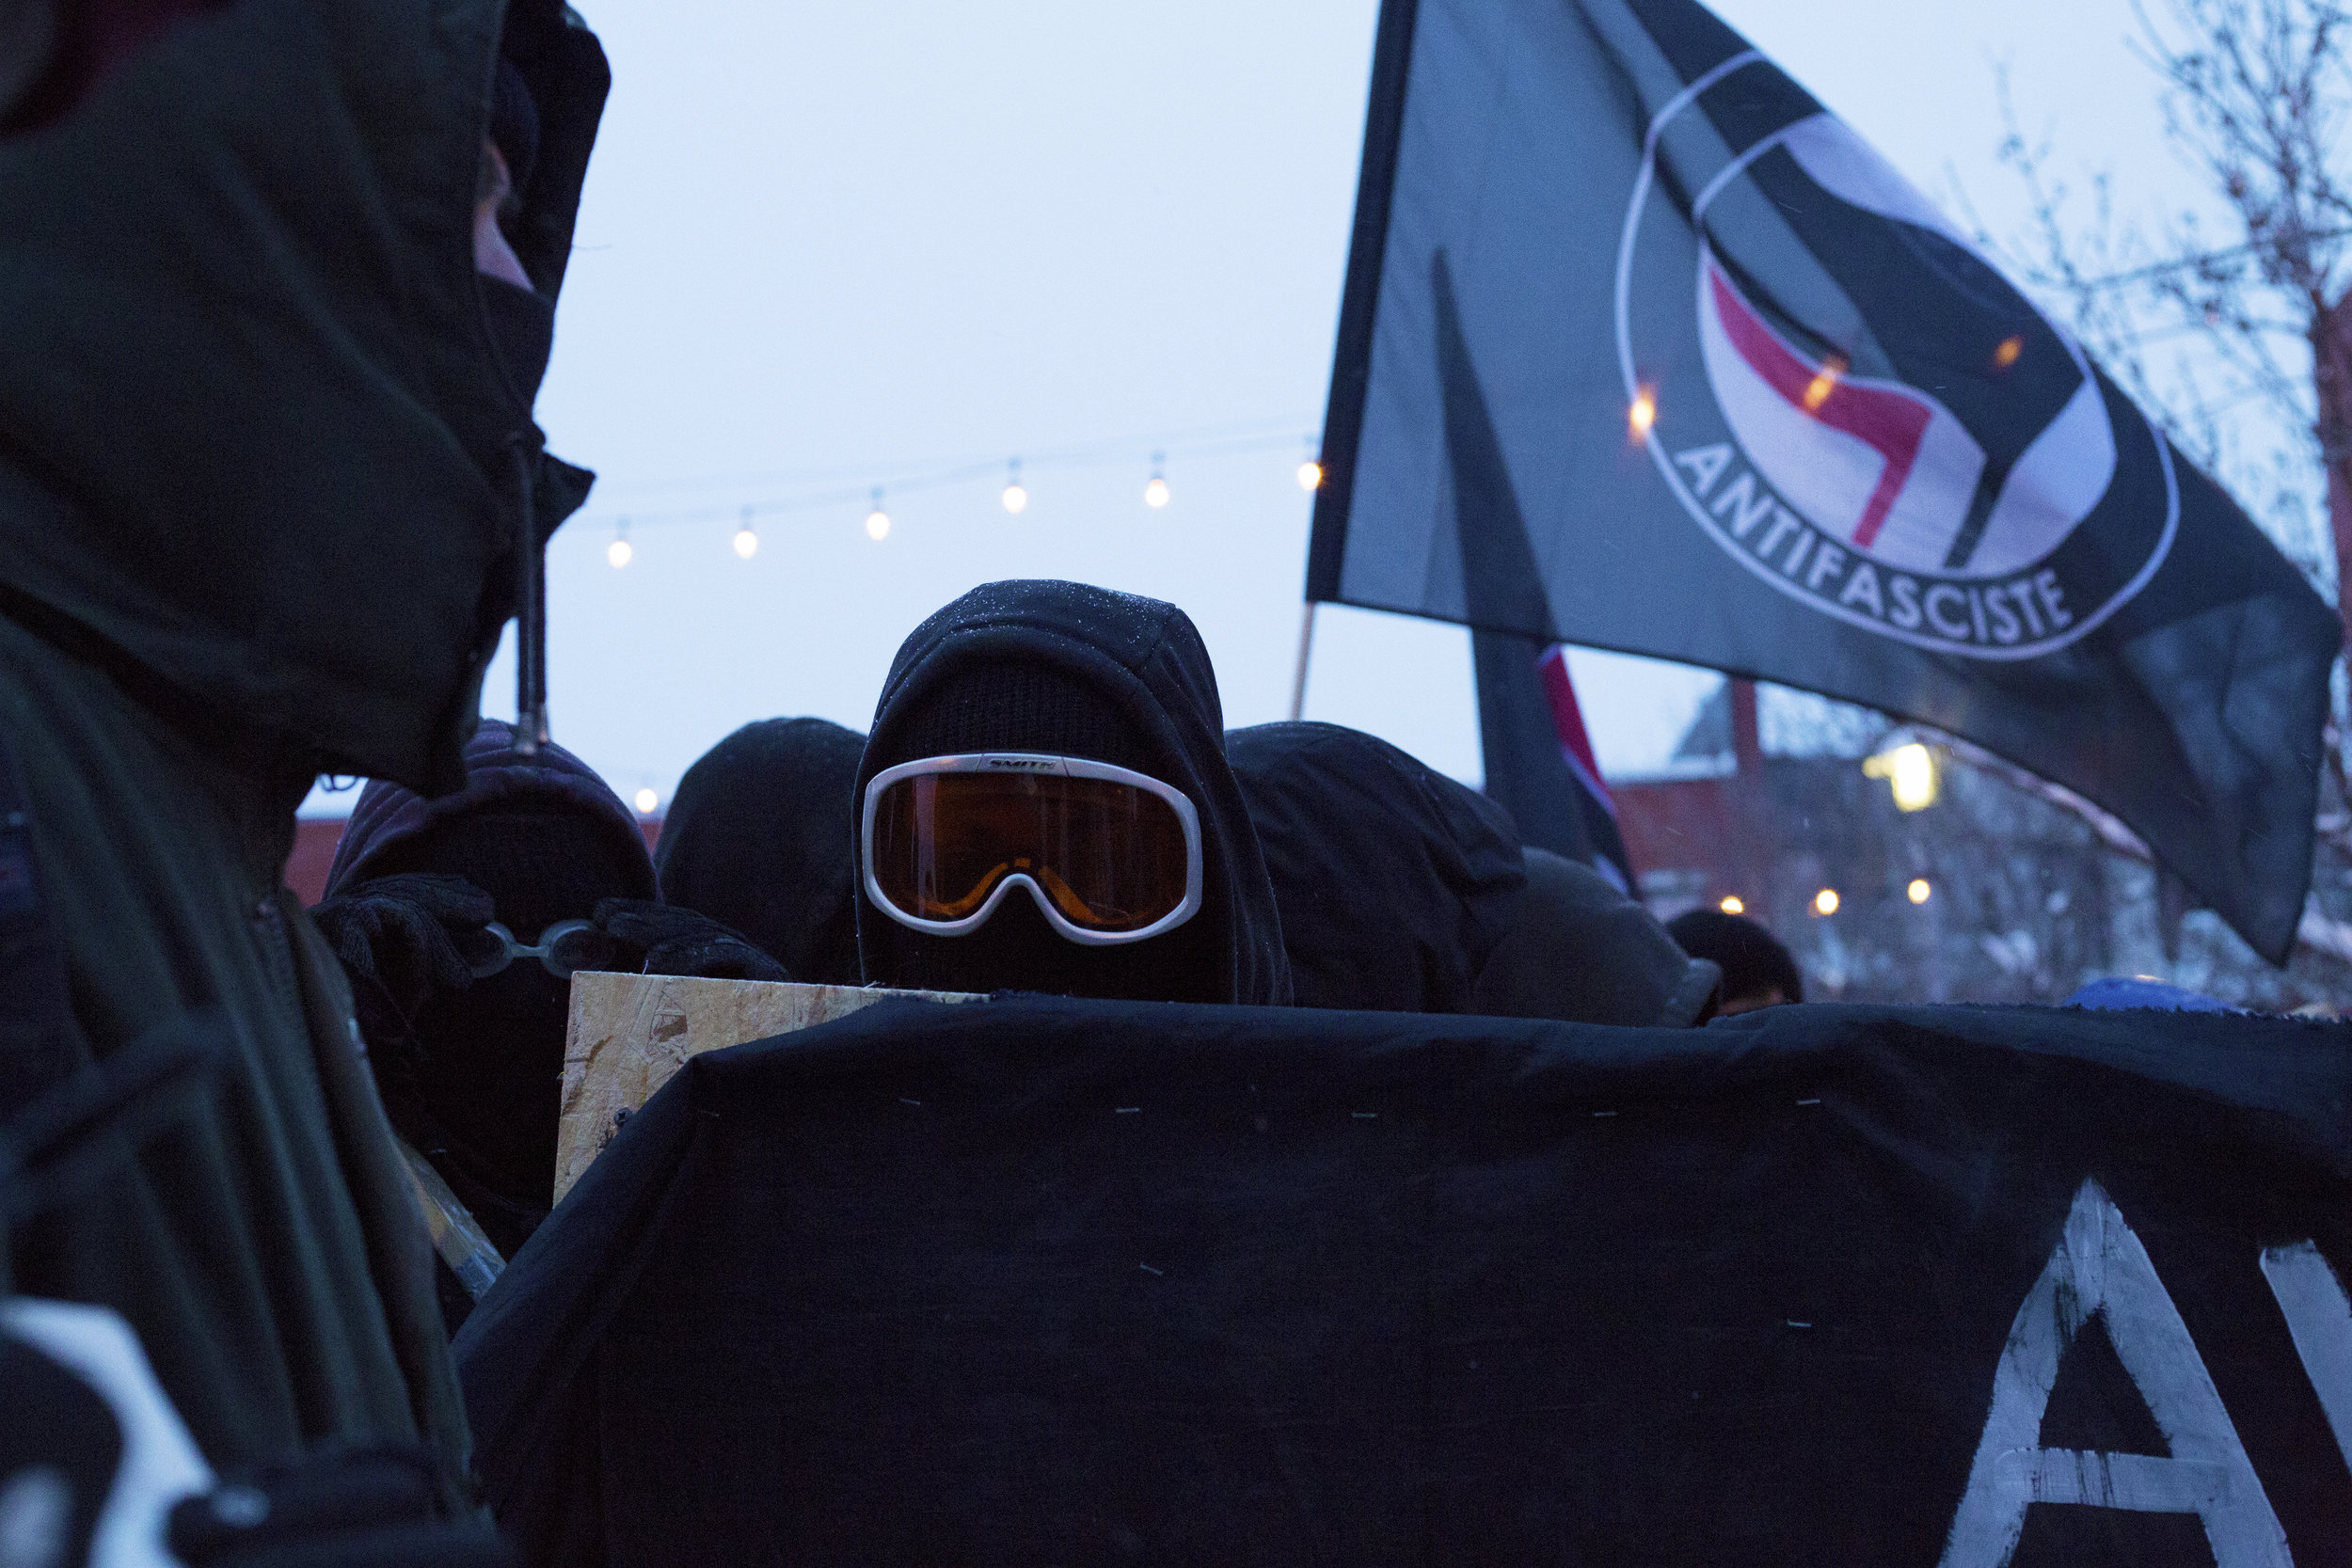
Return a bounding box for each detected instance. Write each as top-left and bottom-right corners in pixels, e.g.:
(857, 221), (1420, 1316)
(1938, 1179), (2292, 1568)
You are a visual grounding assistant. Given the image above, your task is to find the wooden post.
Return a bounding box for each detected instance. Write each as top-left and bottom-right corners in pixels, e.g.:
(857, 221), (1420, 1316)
(1288, 602), (1319, 721)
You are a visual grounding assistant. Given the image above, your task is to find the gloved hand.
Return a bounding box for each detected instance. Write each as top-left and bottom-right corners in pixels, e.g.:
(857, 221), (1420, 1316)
(310, 874), (501, 1022)
(591, 898), (791, 983)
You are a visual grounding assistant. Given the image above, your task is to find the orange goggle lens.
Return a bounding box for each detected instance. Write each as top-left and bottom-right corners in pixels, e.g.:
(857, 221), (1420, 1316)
(868, 770), (1193, 933)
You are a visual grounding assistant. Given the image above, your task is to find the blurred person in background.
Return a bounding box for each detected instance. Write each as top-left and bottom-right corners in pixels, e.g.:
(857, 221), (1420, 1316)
(314, 721), (784, 1335)
(1667, 909), (1804, 1015)
(657, 718), (868, 988)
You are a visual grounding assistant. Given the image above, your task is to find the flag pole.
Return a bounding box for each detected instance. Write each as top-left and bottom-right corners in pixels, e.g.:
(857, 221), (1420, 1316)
(1288, 601), (1319, 721)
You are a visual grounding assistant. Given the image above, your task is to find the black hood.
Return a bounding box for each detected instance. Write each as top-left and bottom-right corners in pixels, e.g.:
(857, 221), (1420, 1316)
(1228, 721), (1527, 1013)
(323, 718), (651, 1258)
(0, 0), (609, 794)
(324, 719), (654, 904)
(1472, 848), (1722, 1028)
(855, 580), (1290, 1006)
(658, 718), (867, 987)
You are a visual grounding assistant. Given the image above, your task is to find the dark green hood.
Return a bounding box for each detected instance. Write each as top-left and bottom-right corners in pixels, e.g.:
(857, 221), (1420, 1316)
(0, 0), (608, 794)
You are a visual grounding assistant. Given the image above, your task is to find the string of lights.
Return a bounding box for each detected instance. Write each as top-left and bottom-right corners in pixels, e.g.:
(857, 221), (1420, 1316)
(579, 417), (1327, 565)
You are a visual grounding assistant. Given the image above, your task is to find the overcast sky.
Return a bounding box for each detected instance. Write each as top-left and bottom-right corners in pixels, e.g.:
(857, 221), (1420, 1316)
(313, 0), (2212, 815)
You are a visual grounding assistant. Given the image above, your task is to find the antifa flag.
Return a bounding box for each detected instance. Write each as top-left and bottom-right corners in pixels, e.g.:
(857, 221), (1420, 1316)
(458, 994), (2352, 1564)
(1473, 630), (1636, 889)
(1306, 0), (2342, 962)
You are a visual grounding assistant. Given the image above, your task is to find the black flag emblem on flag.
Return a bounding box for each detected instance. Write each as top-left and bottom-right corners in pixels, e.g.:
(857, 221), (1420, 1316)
(1308, 0), (2341, 962)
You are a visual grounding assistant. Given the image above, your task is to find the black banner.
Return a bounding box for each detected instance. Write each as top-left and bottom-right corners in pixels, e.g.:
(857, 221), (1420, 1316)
(1306, 0), (2340, 963)
(462, 996), (2352, 1565)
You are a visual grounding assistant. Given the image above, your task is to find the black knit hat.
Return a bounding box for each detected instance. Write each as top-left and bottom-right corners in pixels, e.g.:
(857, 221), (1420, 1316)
(882, 658), (1161, 779)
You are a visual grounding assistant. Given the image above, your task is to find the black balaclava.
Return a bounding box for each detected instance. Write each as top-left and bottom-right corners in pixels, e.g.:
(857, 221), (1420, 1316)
(479, 56), (554, 409)
(324, 721), (657, 1256)
(855, 581), (1288, 1006)
(368, 812), (642, 1255)
(867, 659), (1220, 1001)
(656, 718), (867, 987)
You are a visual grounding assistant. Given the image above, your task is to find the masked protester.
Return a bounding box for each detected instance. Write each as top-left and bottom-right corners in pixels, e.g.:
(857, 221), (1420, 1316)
(657, 719), (867, 988)
(855, 581), (1290, 1006)
(1229, 722), (1717, 1024)
(314, 721), (781, 1335)
(0, 0), (606, 1514)
(1228, 722), (1528, 1013)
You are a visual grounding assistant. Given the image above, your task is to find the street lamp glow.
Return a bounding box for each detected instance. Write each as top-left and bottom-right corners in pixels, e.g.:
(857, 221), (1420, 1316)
(606, 536), (632, 569)
(732, 527), (758, 560)
(1001, 483), (1027, 515)
(1864, 741), (1940, 813)
(634, 788), (659, 816)
(1628, 387), (1657, 438)
(1907, 878), (1932, 905)
(1144, 476), (1170, 509)
(1813, 887), (1840, 917)
(1719, 895), (1744, 915)
(864, 508), (890, 541)
(1297, 459), (1324, 491)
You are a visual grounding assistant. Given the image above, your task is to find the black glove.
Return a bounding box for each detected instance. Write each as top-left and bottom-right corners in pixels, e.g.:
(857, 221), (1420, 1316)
(591, 898), (791, 983)
(310, 874), (501, 1022)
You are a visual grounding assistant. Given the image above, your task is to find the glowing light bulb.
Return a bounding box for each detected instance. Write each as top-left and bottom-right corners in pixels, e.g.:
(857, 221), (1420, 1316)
(1813, 888), (1840, 917)
(1907, 878), (1932, 905)
(1719, 895), (1744, 915)
(732, 527), (758, 560)
(1001, 458), (1026, 515)
(1297, 459), (1324, 491)
(1628, 388), (1657, 438)
(1144, 477), (1170, 508)
(634, 788), (659, 816)
(1994, 335), (2023, 369)
(606, 535), (632, 569)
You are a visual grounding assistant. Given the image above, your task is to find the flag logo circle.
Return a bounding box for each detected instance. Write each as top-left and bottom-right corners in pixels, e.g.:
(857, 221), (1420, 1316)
(1613, 71), (2175, 660)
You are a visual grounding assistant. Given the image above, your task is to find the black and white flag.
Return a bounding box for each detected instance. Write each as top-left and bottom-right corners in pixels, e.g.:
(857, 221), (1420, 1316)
(1307, 0), (2340, 961)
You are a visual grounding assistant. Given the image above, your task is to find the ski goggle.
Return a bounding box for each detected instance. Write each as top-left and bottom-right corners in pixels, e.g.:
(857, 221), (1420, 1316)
(861, 752), (1204, 946)
(467, 919), (612, 982)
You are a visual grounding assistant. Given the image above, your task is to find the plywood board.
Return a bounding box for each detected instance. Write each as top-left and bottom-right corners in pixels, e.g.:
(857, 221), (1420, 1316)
(555, 973), (977, 1203)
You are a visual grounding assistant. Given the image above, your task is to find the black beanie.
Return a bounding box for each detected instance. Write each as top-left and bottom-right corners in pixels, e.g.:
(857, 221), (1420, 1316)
(883, 658), (1161, 779)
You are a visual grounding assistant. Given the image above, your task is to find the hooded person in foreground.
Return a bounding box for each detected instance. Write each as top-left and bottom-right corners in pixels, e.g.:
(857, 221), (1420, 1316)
(313, 721), (782, 1336)
(658, 717), (869, 988)
(0, 0), (606, 1513)
(855, 581), (1290, 1006)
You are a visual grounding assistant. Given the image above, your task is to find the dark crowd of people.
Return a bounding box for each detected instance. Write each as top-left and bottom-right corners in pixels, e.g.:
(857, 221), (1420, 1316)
(314, 576), (1786, 1337)
(0, 3), (1806, 1560)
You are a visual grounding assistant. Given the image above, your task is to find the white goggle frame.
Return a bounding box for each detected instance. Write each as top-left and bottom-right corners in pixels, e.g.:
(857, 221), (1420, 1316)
(861, 752), (1204, 946)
